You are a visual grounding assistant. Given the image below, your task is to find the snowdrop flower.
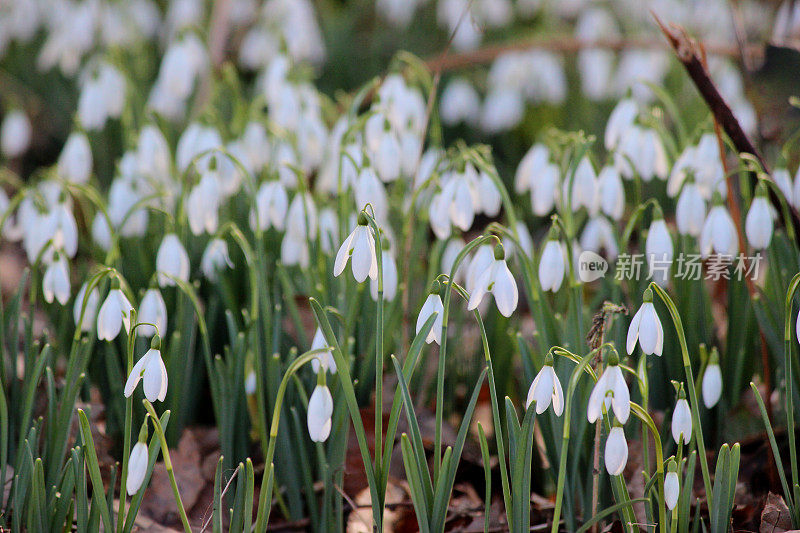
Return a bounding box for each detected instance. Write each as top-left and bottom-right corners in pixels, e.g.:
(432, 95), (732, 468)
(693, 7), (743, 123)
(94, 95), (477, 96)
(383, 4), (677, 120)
(627, 290), (664, 356)
(605, 99), (638, 150)
(281, 233), (310, 269)
(286, 193), (318, 241)
(318, 208), (339, 255)
(568, 157), (598, 213)
(124, 336), (168, 402)
(465, 245), (494, 293)
(1, 110), (32, 158)
(702, 356), (722, 408)
(137, 288), (167, 338)
(74, 282), (100, 332)
(700, 198), (738, 258)
(43, 254), (71, 305)
(417, 286), (444, 345)
(605, 426), (628, 476)
(251, 181), (288, 231)
(371, 249), (397, 301)
(307, 384), (333, 442)
(645, 211), (673, 285)
(664, 466), (680, 510)
(310, 328), (336, 374)
(587, 361), (630, 424)
(671, 392), (692, 445)
(126, 439), (149, 496)
(675, 182), (706, 237)
(334, 216), (378, 283)
(156, 234), (190, 287)
(525, 356), (564, 415)
(355, 167), (388, 222)
(772, 168), (794, 207)
(480, 88), (524, 134)
(201, 239), (233, 281)
(97, 285), (133, 341)
(745, 184), (774, 249)
(467, 245), (518, 317)
(597, 166), (625, 220)
(186, 171), (220, 235)
(58, 132), (92, 184)
(580, 216), (619, 260)
(539, 236), (566, 293)
(515, 144), (550, 194)
(440, 79), (480, 126)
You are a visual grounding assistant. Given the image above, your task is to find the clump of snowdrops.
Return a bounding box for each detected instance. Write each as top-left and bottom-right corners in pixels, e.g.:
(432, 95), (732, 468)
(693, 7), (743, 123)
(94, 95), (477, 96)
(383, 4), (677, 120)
(2, 1), (800, 532)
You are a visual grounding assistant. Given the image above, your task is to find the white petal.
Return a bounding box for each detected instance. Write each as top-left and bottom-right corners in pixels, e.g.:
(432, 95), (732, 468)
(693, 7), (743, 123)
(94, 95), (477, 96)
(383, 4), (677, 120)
(126, 442), (149, 496)
(124, 354), (148, 398)
(492, 261), (518, 317)
(604, 427), (628, 476)
(143, 350), (165, 402)
(664, 471), (680, 510)
(702, 364), (722, 408)
(333, 231), (355, 277)
(626, 305), (644, 355)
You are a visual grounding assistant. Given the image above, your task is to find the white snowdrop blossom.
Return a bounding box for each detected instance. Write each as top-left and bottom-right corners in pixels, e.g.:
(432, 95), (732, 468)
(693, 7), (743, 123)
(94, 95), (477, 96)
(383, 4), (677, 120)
(627, 297), (664, 356)
(334, 221), (378, 283)
(664, 470), (680, 510)
(201, 239), (233, 281)
(97, 288), (133, 341)
(126, 442), (149, 496)
(675, 183), (706, 237)
(307, 384), (333, 443)
(252, 181), (288, 231)
(137, 288), (167, 338)
(124, 345), (168, 402)
(539, 239), (566, 293)
(58, 132), (92, 184)
(1, 110), (31, 158)
(702, 362), (722, 408)
(186, 172), (220, 235)
(700, 203), (738, 258)
(587, 363), (630, 424)
(42, 255), (71, 305)
(645, 216), (673, 285)
(671, 397), (692, 444)
(417, 292), (444, 345)
(156, 234), (190, 287)
(597, 166), (625, 220)
(310, 328), (336, 374)
(467, 248), (518, 317)
(745, 191), (774, 250)
(605, 99), (638, 150)
(525, 362), (564, 416)
(604, 426), (628, 476)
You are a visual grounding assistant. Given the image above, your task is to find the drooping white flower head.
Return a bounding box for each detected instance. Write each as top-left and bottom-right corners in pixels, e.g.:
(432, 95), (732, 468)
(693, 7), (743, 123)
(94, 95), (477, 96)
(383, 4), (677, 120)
(307, 384), (333, 443)
(467, 245), (518, 317)
(126, 441), (149, 496)
(137, 288), (167, 338)
(525, 359), (564, 416)
(745, 185), (774, 250)
(439, 78), (481, 127)
(371, 249), (398, 302)
(74, 281), (100, 333)
(627, 290), (664, 356)
(675, 182), (706, 237)
(310, 327), (336, 374)
(156, 234), (190, 287)
(286, 192), (318, 241)
(702, 360), (722, 408)
(124, 340), (168, 402)
(515, 143), (549, 194)
(475, 168), (501, 217)
(1, 110), (32, 158)
(700, 201), (738, 258)
(58, 132), (92, 184)
(186, 171), (220, 236)
(671, 395), (692, 445)
(539, 238), (566, 293)
(281, 233), (310, 269)
(604, 426), (628, 476)
(334, 217), (378, 283)
(597, 166), (625, 220)
(664, 469), (680, 510)
(568, 157), (598, 214)
(200, 238), (233, 281)
(97, 286), (133, 341)
(604, 98), (638, 150)
(42, 254), (71, 305)
(588, 362), (630, 424)
(645, 212), (673, 285)
(417, 289), (444, 345)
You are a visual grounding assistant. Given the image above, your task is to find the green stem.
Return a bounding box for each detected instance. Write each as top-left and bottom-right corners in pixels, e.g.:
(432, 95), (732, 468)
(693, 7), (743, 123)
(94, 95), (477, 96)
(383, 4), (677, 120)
(630, 402), (667, 533)
(783, 274), (800, 493)
(649, 283), (713, 503)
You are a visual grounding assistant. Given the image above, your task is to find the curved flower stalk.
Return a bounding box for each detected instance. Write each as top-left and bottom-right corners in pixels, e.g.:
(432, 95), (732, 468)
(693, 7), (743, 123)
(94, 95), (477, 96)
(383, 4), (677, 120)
(648, 282), (714, 502)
